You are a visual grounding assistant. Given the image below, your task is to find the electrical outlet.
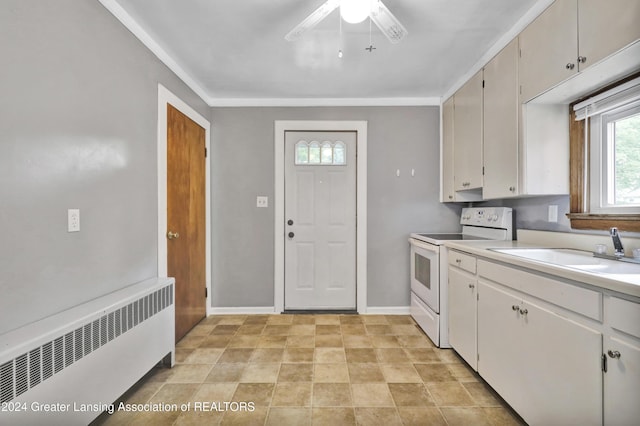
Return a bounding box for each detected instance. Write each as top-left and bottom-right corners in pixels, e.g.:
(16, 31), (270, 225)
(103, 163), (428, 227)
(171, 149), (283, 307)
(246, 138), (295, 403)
(256, 196), (268, 208)
(68, 209), (80, 232)
(548, 205), (558, 223)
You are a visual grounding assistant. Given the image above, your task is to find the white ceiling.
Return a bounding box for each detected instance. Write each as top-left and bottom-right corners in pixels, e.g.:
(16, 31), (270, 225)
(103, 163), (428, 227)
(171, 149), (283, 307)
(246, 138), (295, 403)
(102, 0), (551, 106)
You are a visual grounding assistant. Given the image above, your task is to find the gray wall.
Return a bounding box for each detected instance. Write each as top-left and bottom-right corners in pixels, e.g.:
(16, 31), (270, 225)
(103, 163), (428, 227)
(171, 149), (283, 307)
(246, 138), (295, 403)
(0, 0), (209, 335)
(478, 195), (572, 233)
(210, 106), (462, 309)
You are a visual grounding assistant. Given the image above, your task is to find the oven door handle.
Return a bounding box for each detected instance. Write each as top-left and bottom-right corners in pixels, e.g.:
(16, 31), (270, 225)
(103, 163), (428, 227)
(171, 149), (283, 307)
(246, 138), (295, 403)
(409, 238), (439, 253)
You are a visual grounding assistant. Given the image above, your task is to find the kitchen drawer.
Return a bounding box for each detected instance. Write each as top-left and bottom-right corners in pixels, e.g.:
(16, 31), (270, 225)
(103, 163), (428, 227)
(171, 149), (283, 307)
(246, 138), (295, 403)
(449, 250), (477, 274)
(478, 259), (602, 321)
(607, 296), (640, 339)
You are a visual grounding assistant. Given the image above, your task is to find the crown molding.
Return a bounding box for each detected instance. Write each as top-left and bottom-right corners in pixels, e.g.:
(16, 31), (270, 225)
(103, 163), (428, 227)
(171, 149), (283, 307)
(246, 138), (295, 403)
(208, 97), (441, 107)
(98, 0), (211, 104)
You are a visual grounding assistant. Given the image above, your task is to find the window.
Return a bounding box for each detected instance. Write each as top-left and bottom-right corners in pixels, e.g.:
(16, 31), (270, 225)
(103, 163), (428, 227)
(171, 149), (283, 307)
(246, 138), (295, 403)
(569, 75), (640, 231)
(295, 140), (347, 165)
(590, 104), (640, 212)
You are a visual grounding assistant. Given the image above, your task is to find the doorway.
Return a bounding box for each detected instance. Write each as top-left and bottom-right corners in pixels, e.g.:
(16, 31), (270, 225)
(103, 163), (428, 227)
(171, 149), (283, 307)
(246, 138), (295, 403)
(274, 121), (368, 313)
(157, 85), (212, 342)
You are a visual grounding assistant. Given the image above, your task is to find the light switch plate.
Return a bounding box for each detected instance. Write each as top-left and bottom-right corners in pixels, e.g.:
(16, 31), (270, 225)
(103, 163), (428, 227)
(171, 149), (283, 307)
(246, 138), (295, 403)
(256, 196), (268, 208)
(68, 209), (80, 232)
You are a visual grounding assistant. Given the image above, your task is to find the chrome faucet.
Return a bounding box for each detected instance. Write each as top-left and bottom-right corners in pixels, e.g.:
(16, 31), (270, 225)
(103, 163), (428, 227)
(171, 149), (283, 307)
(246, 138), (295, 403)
(610, 227), (625, 257)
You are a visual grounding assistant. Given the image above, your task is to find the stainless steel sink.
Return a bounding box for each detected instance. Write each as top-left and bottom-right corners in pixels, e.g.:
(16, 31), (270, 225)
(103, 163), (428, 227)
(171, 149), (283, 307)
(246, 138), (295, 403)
(489, 248), (640, 278)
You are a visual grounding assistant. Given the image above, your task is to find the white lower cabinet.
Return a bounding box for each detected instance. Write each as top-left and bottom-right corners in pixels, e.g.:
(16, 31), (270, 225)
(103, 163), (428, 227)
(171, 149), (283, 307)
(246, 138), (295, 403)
(448, 267), (477, 370)
(478, 280), (602, 425)
(603, 296), (640, 425)
(447, 252), (640, 425)
(604, 335), (640, 425)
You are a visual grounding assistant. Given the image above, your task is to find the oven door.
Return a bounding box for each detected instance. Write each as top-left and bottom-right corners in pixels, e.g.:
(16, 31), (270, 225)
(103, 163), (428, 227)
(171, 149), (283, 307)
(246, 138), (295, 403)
(409, 238), (440, 313)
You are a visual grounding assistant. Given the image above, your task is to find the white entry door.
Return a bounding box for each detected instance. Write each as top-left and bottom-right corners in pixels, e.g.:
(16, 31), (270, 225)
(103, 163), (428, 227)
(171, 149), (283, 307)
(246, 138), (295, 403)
(284, 131), (357, 310)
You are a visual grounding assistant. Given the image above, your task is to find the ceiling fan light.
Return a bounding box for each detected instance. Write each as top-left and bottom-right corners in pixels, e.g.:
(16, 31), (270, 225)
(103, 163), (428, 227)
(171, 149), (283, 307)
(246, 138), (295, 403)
(340, 0), (370, 24)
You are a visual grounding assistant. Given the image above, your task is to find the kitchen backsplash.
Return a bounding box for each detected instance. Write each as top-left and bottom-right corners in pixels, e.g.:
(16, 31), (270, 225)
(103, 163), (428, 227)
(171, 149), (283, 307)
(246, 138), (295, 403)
(476, 194), (640, 239)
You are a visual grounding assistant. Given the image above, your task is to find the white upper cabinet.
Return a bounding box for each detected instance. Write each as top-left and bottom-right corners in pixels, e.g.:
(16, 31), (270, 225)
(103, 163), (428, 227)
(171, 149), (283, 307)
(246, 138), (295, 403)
(453, 70), (483, 191)
(578, 0), (640, 73)
(520, 0), (640, 102)
(483, 38), (519, 199)
(519, 0), (578, 102)
(441, 96), (456, 202)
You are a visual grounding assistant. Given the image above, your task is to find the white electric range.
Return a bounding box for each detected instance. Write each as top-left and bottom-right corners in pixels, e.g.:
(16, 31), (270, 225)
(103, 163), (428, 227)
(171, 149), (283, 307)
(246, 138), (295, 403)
(409, 207), (513, 347)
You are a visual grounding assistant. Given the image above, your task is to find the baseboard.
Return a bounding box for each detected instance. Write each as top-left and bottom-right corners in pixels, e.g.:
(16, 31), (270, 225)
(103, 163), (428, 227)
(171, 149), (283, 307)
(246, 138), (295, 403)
(208, 306), (277, 315)
(365, 306), (411, 315)
(207, 306), (411, 315)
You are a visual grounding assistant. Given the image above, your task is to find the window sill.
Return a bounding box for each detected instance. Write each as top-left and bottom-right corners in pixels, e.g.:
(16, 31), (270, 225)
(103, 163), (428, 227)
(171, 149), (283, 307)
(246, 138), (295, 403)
(567, 213), (640, 232)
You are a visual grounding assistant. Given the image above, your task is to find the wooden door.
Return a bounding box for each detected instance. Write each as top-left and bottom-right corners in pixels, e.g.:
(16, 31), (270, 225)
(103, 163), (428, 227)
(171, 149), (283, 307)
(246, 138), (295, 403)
(167, 104), (206, 342)
(284, 131), (357, 310)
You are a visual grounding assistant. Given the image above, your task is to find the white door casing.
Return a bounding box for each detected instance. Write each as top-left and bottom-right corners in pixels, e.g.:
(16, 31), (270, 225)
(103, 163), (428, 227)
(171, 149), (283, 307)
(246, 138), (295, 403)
(275, 121), (367, 313)
(284, 131), (356, 309)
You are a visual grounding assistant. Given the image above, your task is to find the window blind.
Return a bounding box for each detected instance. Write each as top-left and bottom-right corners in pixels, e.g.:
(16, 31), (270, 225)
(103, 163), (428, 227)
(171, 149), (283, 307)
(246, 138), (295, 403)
(573, 76), (640, 121)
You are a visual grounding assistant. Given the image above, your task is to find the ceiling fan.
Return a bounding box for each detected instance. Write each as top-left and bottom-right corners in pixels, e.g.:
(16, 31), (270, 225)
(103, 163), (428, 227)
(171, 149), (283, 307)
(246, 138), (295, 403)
(285, 0), (408, 44)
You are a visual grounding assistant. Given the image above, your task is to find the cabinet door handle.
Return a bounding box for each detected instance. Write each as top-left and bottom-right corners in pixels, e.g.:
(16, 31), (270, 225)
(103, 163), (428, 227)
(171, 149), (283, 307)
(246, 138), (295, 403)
(509, 186), (516, 192)
(607, 350), (621, 359)
(468, 284), (475, 289)
(519, 308), (528, 315)
(512, 305), (519, 311)
(577, 56), (587, 64)
(455, 259), (462, 264)
(565, 62), (575, 70)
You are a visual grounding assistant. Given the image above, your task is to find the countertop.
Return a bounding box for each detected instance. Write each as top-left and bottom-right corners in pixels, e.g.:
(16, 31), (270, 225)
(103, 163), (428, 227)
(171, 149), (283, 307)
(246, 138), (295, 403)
(444, 240), (640, 299)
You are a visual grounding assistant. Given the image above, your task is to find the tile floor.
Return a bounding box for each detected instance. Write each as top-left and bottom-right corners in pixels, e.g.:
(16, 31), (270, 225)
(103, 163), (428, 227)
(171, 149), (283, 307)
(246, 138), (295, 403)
(95, 314), (525, 426)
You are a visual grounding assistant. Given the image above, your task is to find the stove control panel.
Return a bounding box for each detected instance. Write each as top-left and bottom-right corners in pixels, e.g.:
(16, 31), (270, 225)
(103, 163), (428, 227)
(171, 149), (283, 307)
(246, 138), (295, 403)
(460, 207), (513, 229)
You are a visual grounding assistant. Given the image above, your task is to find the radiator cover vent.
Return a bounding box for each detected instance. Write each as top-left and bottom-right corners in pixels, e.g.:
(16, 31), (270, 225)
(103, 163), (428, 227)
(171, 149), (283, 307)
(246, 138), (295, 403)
(0, 283), (173, 404)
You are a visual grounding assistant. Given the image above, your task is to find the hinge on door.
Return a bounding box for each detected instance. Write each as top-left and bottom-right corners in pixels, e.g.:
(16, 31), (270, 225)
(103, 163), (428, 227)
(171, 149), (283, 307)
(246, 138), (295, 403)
(602, 354), (607, 373)
(477, 353), (480, 362)
(205, 287), (208, 298)
(477, 293), (479, 301)
(482, 166), (485, 176)
(205, 147), (208, 158)
(482, 80), (485, 88)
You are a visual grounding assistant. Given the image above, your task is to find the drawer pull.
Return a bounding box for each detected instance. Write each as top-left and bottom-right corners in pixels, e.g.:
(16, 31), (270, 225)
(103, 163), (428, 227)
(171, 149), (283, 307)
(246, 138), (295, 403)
(455, 259), (462, 264)
(607, 350), (621, 359)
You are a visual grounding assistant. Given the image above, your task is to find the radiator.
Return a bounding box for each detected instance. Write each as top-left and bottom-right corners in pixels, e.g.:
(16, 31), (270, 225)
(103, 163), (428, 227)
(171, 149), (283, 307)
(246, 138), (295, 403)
(0, 278), (175, 425)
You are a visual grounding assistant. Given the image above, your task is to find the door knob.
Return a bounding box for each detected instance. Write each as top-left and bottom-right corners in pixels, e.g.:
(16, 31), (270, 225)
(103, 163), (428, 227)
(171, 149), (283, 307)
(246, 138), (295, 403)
(167, 231), (180, 240)
(607, 350), (621, 359)
(287, 219), (294, 226)
(288, 232), (295, 239)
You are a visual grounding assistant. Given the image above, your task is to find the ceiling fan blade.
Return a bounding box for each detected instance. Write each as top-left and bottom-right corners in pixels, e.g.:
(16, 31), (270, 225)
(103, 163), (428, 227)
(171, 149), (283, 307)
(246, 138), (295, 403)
(370, 0), (408, 44)
(285, 0), (340, 42)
